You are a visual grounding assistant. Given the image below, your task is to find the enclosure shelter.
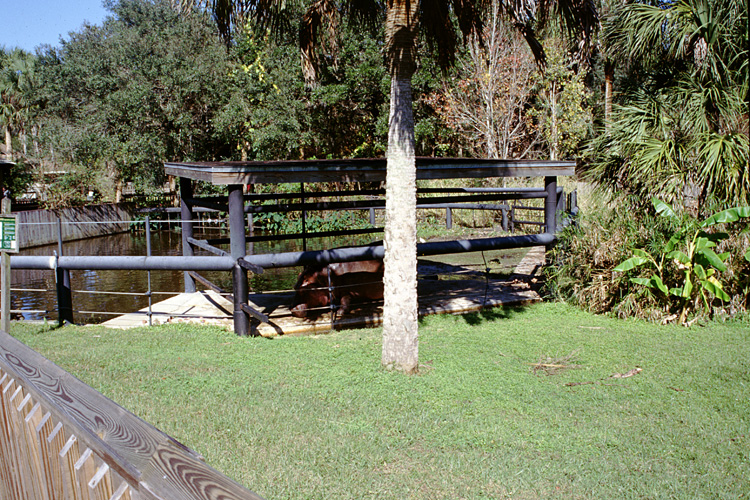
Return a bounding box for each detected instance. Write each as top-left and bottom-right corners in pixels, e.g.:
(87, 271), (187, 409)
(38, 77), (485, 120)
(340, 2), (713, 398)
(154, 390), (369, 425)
(164, 158), (576, 336)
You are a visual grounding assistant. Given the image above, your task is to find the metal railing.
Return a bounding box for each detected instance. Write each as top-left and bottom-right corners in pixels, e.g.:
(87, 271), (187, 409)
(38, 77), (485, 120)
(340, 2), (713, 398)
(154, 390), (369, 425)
(8, 187), (578, 331)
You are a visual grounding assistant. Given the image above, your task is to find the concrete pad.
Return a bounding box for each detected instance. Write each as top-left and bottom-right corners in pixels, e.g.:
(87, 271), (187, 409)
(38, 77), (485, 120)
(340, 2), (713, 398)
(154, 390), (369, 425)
(101, 290), (234, 329)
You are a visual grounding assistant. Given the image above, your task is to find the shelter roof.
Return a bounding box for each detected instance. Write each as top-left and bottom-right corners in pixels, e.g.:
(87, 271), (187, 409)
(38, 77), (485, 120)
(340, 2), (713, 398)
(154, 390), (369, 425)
(164, 157), (576, 185)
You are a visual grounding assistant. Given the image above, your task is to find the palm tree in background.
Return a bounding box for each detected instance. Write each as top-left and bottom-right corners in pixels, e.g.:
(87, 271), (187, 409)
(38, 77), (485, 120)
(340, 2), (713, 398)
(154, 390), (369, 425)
(0, 48), (36, 159)
(184, 0), (597, 373)
(589, 0), (748, 211)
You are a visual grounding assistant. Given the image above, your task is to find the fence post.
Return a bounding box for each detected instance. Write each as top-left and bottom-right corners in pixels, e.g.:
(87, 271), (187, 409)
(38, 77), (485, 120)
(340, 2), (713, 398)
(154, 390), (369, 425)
(56, 218), (74, 326)
(1, 197), (10, 331)
(557, 187), (566, 221)
(247, 213), (254, 255)
(446, 207), (452, 229)
(179, 177), (196, 293)
(544, 176), (557, 254)
(146, 216), (153, 326)
(300, 182), (307, 252)
(229, 184), (250, 336)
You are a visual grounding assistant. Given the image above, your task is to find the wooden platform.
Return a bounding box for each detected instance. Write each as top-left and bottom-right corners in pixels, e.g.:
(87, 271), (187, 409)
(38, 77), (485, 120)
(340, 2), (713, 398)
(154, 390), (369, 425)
(102, 247), (546, 336)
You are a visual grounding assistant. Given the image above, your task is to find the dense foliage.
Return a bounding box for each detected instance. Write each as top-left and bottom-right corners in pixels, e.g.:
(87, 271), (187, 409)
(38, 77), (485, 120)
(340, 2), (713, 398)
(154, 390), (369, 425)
(546, 0), (749, 324)
(2, 0), (596, 204)
(583, 0), (748, 210)
(547, 195), (750, 323)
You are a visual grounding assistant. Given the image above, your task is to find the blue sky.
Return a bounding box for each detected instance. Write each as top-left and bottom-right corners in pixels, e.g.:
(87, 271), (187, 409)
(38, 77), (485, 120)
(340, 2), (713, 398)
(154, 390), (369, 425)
(2, 0), (111, 53)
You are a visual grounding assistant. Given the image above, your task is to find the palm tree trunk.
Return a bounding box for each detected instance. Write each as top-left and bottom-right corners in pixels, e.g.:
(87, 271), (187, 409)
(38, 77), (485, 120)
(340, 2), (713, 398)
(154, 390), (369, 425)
(604, 59), (614, 131)
(4, 126), (11, 160)
(382, 76), (419, 373)
(382, 0), (420, 374)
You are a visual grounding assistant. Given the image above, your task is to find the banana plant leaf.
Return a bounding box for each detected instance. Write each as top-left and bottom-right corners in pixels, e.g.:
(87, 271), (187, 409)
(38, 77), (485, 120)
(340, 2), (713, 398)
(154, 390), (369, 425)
(614, 255), (651, 272)
(700, 206), (750, 227)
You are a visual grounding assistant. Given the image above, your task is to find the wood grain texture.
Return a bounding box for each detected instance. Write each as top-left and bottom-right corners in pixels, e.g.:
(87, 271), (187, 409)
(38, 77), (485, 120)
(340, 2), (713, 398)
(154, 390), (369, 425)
(0, 330), (265, 500)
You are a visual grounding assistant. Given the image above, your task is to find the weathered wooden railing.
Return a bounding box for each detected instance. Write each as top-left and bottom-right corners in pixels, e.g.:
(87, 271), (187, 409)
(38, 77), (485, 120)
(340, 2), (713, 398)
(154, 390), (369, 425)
(0, 329), (264, 500)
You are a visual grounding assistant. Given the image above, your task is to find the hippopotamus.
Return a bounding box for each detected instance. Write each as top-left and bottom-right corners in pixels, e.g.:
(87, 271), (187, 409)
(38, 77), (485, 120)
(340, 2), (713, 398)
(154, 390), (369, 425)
(291, 260), (384, 319)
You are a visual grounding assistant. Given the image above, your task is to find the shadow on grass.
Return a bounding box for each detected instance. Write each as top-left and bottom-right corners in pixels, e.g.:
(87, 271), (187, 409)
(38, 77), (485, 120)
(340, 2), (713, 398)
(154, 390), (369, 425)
(418, 303), (531, 327)
(460, 304), (530, 325)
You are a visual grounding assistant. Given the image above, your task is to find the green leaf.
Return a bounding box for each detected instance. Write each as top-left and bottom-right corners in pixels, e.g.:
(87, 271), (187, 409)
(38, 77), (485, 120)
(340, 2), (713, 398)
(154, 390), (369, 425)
(614, 255), (651, 272)
(632, 248), (652, 259)
(650, 275), (669, 295)
(669, 287), (683, 297)
(695, 248), (728, 272)
(701, 278), (731, 301)
(682, 277), (693, 298)
(630, 277), (651, 286)
(695, 236), (715, 250)
(652, 198), (677, 218)
(694, 264), (707, 280)
(700, 206), (750, 227)
(664, 234), (682, 253)
(745, 249), (750, 262)
(667, 250), (690, 265)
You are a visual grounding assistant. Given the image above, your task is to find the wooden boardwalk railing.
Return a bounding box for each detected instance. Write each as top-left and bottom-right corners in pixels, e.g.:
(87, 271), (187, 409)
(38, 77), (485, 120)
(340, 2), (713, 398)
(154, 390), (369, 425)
(0, 329), (265, 500)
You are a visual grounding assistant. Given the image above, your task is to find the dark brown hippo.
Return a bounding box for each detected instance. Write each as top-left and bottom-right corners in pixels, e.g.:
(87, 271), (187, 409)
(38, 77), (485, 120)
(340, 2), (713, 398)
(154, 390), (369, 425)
(291, 260), (384, 318)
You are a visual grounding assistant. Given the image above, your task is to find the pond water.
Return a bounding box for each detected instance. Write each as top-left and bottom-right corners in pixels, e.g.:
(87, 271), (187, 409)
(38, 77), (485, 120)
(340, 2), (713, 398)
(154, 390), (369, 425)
(11, 229), (377, 323)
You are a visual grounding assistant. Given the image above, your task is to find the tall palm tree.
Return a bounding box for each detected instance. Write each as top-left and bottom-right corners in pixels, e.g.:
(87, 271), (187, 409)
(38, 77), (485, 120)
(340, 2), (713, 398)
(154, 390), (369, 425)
(198, 0), (597, 373)
(588, 0), (748, 210)
(0, 48), (36, 160)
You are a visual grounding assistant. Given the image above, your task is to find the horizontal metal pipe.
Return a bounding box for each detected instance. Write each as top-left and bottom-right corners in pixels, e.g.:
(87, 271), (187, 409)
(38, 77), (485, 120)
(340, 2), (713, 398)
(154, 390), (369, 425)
(418, 203), (509, 211)
(11, 233), (555, 271)
(11, 255), (237, 271)
(240, 233), (555, 269)
(207, 227), (383, 246)
(243, 192), (549, 215)
(419, 187), (546, 193)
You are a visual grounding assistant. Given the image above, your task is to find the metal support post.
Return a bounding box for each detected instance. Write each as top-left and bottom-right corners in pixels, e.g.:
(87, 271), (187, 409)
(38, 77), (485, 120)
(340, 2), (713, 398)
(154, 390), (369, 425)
(556, 187), (566, 222)
(146, 216), (153, 326)
(544, 176), (557, 253)
(56, 218), (74, 325)
(247, 213), (254, 255)
(229, 184), (250, 336)
(300, 182), (307, 252)
(180, 177), (196, 293)
(446, 207), (452, 229)
(1, 197), (10, 331)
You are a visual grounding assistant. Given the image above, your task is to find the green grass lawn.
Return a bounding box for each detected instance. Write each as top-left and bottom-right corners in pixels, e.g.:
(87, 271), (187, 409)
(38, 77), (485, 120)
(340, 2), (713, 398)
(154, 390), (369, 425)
(10, 303), (749, 499)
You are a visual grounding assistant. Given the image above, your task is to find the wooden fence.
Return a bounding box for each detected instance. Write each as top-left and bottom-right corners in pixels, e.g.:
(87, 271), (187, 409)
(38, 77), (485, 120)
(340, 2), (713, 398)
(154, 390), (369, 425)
(0, 329), (264, 500)
(16, 204), (136, 249)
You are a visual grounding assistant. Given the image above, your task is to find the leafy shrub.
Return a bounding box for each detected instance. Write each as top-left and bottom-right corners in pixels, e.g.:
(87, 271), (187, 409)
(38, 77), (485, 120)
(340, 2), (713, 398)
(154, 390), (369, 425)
(614, 199), (750, 324)
(546, 196), (750, 323)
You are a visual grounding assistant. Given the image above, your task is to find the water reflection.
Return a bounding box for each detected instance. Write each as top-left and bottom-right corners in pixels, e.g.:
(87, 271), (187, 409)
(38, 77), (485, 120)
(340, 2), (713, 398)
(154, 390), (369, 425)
(12, 229), (376, 323)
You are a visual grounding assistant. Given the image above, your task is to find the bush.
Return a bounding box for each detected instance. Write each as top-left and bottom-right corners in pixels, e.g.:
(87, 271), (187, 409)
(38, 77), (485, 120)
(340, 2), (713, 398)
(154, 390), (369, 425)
(546, 196), (750, 323)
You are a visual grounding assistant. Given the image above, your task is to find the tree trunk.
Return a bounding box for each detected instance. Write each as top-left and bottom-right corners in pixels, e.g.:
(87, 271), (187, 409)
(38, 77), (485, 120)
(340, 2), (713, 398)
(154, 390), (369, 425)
(382, 0), (420, 374)
(604, 59), (614, 131)
(550, 82), (558, 161)
(4, 126), (11, 160)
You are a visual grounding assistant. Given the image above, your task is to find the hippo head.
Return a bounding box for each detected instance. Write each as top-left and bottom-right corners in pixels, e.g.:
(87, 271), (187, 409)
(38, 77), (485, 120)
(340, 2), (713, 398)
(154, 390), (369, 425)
(291, 265), (331, 318)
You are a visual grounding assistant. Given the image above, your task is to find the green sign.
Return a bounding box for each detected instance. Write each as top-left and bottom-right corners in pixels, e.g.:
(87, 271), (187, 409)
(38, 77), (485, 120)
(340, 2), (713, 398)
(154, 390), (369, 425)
(0, 215), (18, 253)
